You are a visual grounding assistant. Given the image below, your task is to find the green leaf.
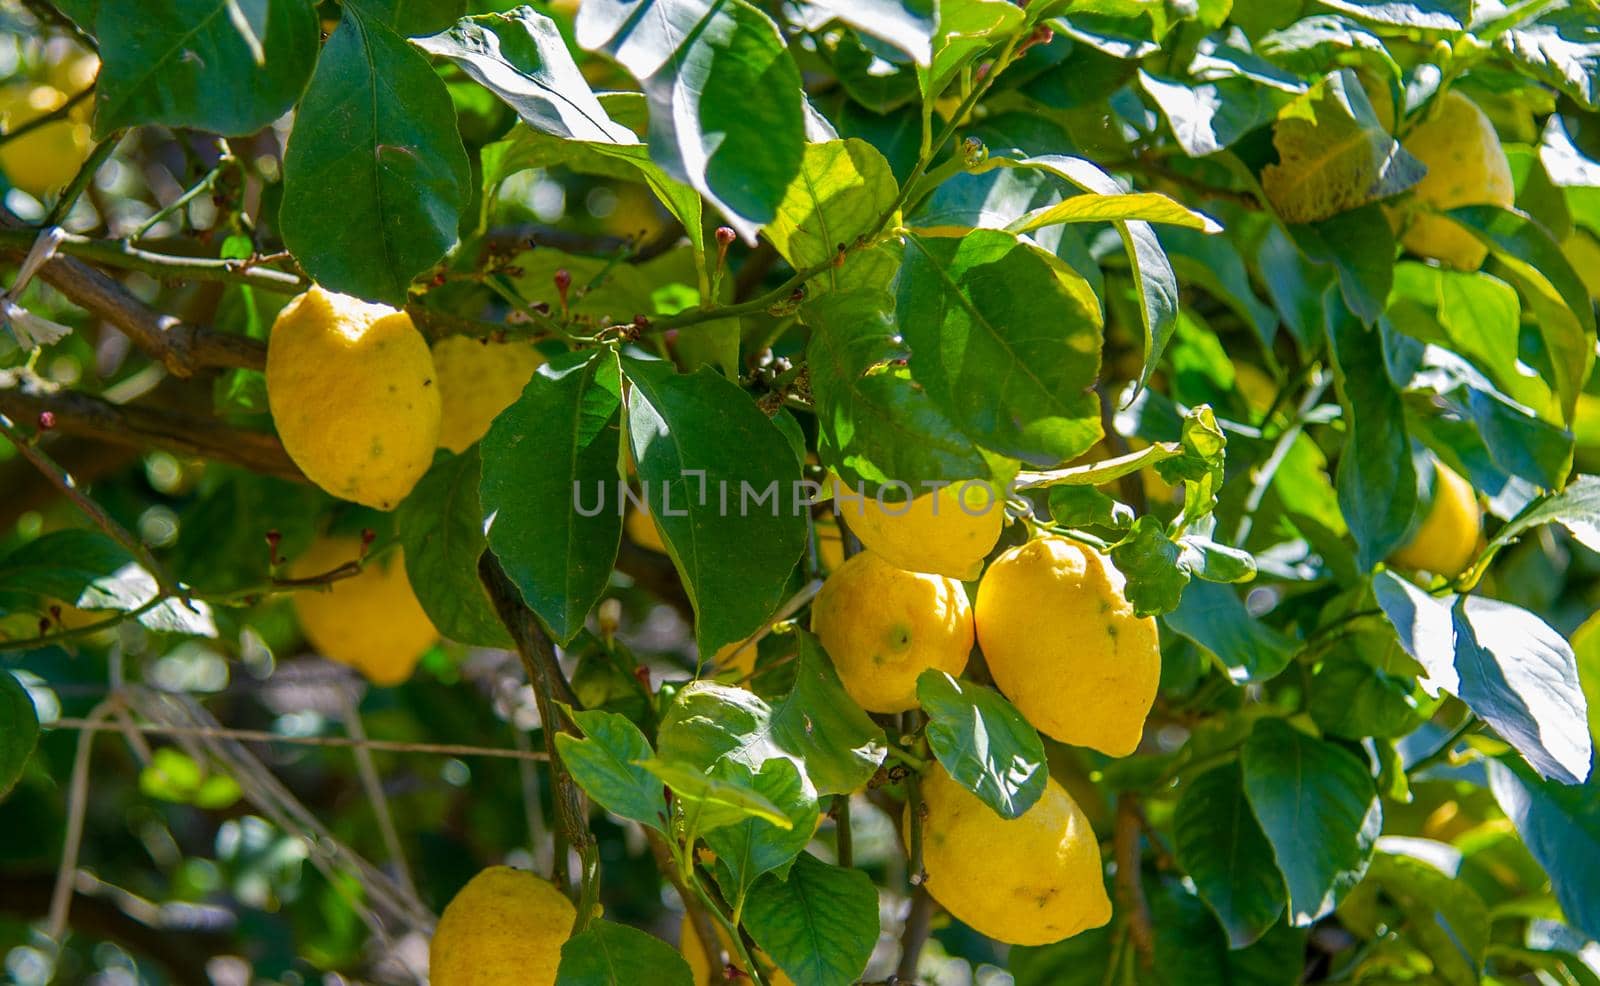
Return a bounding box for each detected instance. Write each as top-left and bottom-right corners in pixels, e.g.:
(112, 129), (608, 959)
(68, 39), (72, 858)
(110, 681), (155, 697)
(575, 0), (805, 239)
(1178, 535), (1257, 584)
(0, 669), (38, 801)
(482, 351), (623, 644)
(1139, 70), (1283, 157)
(396, 450), (512, 648)
(764, 139), (898, 285)
(1341, 851), (1488, 985)
(640, 756), (792, 834)
(1162, 227), (1280, 347)
(1164, 580), (1296, 682)
(1007, 192), (1221, 236)
(1482, 475), (1600, 561)
(744, 853), (879, 986)
(656, 632), (887, 797)
(918, 670), (1047, 820)
(555, 919), (694, 986)
(1110, 516), (1190, 617)
(1258, 15), (1399, 81)
(1488, 755), (1600, 942)
(280, 3), (471, 303)
(1316, 0), (1466, 30)
(1048, 485), (1133, 529)
(1291, 203), (1396, 325)
(1174, 762), (1285, 949)
(705, 758), (819, 908)
(799, 0), (935, 65)
(554, 708), (669, 833)
(1325, 288), (1416, 570)
(1309, 653), (1421, 740)
(1262, 69), (1424, 224)
(1241, 719), (1381, 925)
(0, 530), (215, 637)
(803, 290), (990, 488)
(139, 747), (241, 809)
(360, 0), (466, 34)
(93, 0), (319, 137)
(621, 356), (808, 655)
(922, 0), (1024, 100)
(1498, 8), (1600, 111)
(988, 154), (1178, 391)
(1448, 205), (1596, 423)
(416, 7), (638, 143)
(897, 229), (1103, 465)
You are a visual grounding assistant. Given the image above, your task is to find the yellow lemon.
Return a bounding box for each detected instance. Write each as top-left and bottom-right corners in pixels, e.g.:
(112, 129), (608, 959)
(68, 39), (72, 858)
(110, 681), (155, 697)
(625, 505), (667, 553)
(1397, 91), (1514, 270)
(431, 866), (575, 986)
(1567, 611), (1600, 742)
(974, 536), (1159, 757)
(679, 914), (794, 986)
(810, 550), (973, 713)
(1388, 461), (1481, 578)
(712, 637), (759, 680)
(431, 336), (545, 453)
(0, 84), (90, 198)
(831, 477), (1004, 580)
(266, 286), (441, 510)
(290, 536), (437, 686)
(913, 765), (1111, 946)
(814, 512), (845, 572)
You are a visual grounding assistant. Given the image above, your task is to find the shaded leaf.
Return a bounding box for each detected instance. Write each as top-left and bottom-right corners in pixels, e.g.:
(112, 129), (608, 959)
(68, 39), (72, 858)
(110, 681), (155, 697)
(705, 758), (819, 907)
(1488, 755), (1600, 941)
(397, 450), (512, 648)
(918, 670), (1046, 819)
(1164, 580), (1297, 682)
(0, 669), (38, 800)
(744, 853), (879, 986)
(1174, 762), (1285, 948)
(555, 919), (694, 986)
(555, 708), (668, 833)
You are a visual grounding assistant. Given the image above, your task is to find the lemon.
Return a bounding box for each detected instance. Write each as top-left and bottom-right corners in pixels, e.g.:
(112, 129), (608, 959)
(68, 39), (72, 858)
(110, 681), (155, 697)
(0, 84), (91, 198)
(431, 336), (545, 453)
(1388, 461), (1481, 578)
(1566, 611), (1600, 742)
(814, 512), (845, 572)
(810, 550), (973, 713)
(711, 637), (758, 680)
(1396, 91), (1514, 270)
(431, 866), (575, 986)
(679, 914), (794, 986)
(831, 477), (1004, 580)
(974, 536), (1159, 757)
(912, 764), (1111, 946)
(266, 286), (441, 510)
(625, 505), (667, 553)
(290, 536), (437, 686)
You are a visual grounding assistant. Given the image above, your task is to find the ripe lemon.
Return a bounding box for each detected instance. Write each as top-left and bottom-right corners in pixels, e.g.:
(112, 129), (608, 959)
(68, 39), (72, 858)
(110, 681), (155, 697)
(266, 286), (441, 510)
(0, 84), (90, 198)
(431, 336), (545, 453)
(1396, 91), (1514, 270)
(625, 505), (667, 553)
(711, 637), (759, 679)
(912, 765), (1111, 946)
(431, 866), (575, 986)
(679, 914), (794, 986)
(290, 536), (437, 686)
(1388, 461), (1481, 578)
(810, 550), (973, 713)
(974, 536), (1159, 757)
(831, 477), (1004, 580)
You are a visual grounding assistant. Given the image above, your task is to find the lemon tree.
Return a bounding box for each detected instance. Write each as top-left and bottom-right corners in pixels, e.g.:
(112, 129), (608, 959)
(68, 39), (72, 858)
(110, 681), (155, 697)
(1, 1), (1599, 984)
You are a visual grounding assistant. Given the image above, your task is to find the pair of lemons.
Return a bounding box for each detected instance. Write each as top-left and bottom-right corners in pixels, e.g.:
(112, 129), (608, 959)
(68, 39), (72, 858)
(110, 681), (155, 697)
(265, 286), (544, 684)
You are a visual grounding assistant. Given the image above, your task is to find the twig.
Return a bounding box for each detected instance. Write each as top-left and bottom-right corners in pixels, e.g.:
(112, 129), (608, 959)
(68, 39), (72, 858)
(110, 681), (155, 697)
(0, 228), (305, 293)
(1114, 794), (1154, 966)
(833, 795), (853, 869)
(48, 700), (115, 945)
(45, 132), (120, 228)
(44, 717), (551, 761)
(478, 552), (597, 925)
(648, 831), (727, 981)
(1232, 370), (1329, 547)
(341, 699), (419, 900)
(0, 408), (181, 598)
(0, 88), (91, 147)
(896, 766), (932, 981)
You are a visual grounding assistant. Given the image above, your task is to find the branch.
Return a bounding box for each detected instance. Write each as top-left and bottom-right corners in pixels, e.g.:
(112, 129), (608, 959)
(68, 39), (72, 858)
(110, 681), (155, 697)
(1114, 794), (1154, 966)
(0, 381), (301, 480)
(0, 228), (307, 293)
(895, 764), (932, 981)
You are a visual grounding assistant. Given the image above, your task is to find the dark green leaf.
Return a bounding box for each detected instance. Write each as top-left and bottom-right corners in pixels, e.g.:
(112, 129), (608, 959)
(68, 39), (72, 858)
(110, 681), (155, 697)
(555, 919), (694, 986)
(482, 351), (624, 644)
(1163, 226), (1278, 348)
(918, 670), (1046, 819)
(1341, 851), (1488, 985)
(94, 0), (318, 137)
(1292, 204), (1396, 325)
(1326, 288), (1416, 570)
(803, 290), (989, 488)
(280, 4), (471, 303)
(397, 450), (511, 648)
(1139, 70), (1282, 157)
(554, 708), (668, 833)
(0, 669), (38, 800)
(1309, 653), (1421, 740)
(621, 356), (807, 655)
(1164, 580), (1297, 682)
(416, 7), (638, 142)
(1110, 516), (1190, 617)
(656, 632), (887, 797)
(705, 758), (819, 907)
(1488, 755), (1600, 941)
(1174, 762), (1285, 948)
(576, 0), (805, 238)
(1241, 719), (1381, 925)
(898, 229), (1103, 465)
(1048, 485), (1133, 530)
(744, 853), (879, 986)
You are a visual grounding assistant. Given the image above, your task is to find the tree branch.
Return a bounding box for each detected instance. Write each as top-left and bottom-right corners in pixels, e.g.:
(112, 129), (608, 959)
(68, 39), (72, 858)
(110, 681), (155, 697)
(0, 228), (307, 293)
(1114, 794), (1154, 965)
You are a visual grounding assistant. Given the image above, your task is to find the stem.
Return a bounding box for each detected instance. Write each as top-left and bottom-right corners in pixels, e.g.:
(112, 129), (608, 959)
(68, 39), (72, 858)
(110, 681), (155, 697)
(45, 131), (120, 228)
(48, 701), (115, 946)
(1232, 370), (1329, 547)
(1113, 794), (1154, 966)
(833, 794), (853, 869)
(342, 698), (418, 901)
(896, 767), (932, 980)
(0, 228), (305, 293)
(1406, 715), (1479, 778)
